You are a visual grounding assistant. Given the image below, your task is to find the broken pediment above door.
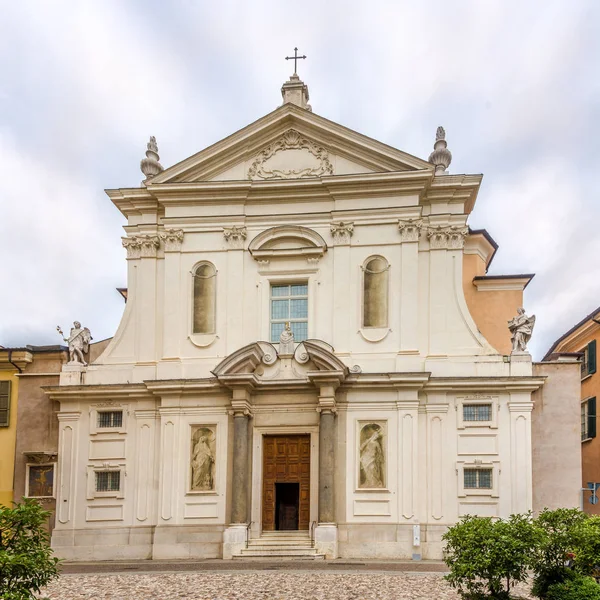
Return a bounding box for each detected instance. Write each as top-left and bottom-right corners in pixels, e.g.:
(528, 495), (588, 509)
(247, 129), (333, 180)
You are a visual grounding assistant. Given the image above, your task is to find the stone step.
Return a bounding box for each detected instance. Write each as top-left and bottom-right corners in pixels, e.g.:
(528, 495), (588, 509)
(232, 554), (326, 561)
(248, 540), (313, 547)
(246, 541), (315, 547)
(237, 548), (323, 558)
(259, 532), (310, 537)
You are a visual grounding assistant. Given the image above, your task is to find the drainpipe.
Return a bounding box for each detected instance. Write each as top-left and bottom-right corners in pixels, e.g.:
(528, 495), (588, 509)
(7, 350), (22, 374)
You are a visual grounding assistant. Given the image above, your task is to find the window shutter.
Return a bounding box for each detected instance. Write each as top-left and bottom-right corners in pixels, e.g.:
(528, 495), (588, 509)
(0, 381), (10, 427)
(588, 397), (597, 439)
(588, 340), (597, 375)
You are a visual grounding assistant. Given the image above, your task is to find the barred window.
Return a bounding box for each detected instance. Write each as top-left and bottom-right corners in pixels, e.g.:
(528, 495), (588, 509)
(464, 468), (493, 489)
(463, 404), (492, 422)
(95, 471), (121, 492)
(97, 411), (123, 428)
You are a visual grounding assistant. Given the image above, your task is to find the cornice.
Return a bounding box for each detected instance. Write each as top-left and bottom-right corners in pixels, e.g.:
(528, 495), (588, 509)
(148, 104), (433, 185)
(42, 383), (149, 401)
(424, 376), (545, 393)
(473, 275), (534, 292)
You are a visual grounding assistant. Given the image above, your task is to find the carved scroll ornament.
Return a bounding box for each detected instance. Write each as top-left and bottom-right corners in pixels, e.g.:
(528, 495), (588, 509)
(247, 129), (333, 180)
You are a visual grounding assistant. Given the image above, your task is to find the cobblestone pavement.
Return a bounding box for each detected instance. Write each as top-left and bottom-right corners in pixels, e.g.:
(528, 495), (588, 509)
(39, 571), (533, 599)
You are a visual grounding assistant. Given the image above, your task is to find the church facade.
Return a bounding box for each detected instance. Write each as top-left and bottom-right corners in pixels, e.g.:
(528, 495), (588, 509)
(46, 75), (547, 560)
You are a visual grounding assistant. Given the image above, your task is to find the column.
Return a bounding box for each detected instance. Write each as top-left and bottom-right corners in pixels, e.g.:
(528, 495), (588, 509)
(318, 409), (335, 523)
(222, 387), (252, 559)
(231, 410), (250, 523)
(311, 375), (341, 559)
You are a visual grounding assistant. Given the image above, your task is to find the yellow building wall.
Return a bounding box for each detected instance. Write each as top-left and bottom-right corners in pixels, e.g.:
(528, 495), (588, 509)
(462, 253), (524, 355)
(0, 371), (19, 507)
(554, 323), (600, 514)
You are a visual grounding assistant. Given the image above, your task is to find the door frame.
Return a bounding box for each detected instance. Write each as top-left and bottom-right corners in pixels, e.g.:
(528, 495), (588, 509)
(251, 426), (319, 538)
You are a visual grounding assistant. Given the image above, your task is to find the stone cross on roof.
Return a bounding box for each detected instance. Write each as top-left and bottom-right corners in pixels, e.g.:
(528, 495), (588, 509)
(285, 47), (307, 76)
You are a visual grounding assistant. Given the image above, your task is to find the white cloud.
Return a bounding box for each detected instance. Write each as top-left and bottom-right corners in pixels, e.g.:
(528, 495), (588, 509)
(0, 0), (598, 359)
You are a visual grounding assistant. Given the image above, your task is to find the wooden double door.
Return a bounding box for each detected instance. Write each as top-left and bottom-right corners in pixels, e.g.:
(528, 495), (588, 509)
(262, 435), (310, 531)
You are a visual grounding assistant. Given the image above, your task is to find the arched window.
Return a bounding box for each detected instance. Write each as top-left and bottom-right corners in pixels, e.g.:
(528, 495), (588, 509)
(193, 262), (216, 334)
(362, 256), (389, 328)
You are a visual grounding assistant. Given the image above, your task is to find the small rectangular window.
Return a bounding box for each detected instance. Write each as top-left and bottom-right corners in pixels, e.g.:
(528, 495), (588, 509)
(463, 404), (492, 422)
(95, 471), (121, 492)
(0, 381), (10, 427)
(582, 398), (597, 441)
(97, 411), (123, 428)
(270, 284), (308, 342)
(581, 341), (597, 378)
(464, 468), (493, 489)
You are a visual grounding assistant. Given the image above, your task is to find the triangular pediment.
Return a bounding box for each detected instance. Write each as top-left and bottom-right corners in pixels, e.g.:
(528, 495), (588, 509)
(149, 104), (432, 184)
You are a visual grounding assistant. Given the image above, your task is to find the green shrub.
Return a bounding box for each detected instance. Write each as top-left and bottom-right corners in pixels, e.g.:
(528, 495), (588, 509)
(443, 513), (538, 599)
(0, 498), (60, 599)
(546, 576), (600, 600)
(531, 508), (589, 598)
(572, 516), (600, 578)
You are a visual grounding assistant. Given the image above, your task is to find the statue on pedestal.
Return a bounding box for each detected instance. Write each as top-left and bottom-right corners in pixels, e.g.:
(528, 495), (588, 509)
(57, 322), (93, 366)
(508, 308), (535, 353)
(279, 322), (295, 355)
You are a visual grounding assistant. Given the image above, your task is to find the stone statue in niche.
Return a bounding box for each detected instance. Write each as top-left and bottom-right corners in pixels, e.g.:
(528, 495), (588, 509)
(279, 322), (295, 355)
(359, 423), (385, 488)
(508, 308), (536, 353)
(57, 321), (93, 366)
(191, 426), (216, 491)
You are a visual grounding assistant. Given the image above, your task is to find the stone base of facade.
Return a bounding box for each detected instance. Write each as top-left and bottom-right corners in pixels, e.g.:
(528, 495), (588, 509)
(337, 523), (448, 560)
(51, 525), (224, 561)
(314, 524), (338, 559)
(52, 523), (449, 561)
(222, 524), (248, 559)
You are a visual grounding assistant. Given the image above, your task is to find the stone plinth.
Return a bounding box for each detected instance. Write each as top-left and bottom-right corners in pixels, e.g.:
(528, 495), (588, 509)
(59, 364), (86, 386)
(314, 524), (338, 559)
(222, 524), (247, 560)
(509, 352), (532, 376)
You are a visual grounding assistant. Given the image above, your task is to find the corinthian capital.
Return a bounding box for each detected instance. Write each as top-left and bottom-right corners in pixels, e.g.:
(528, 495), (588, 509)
(159, 228), (184, 252)
(330, 221), (354, 245)
(223, 225), (247, 249)
(398, 218), (423, 242)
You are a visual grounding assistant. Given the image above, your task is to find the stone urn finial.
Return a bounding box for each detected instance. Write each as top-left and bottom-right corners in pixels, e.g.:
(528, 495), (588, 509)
(140, 136), (164, 182)
(428, 126), (452, 175)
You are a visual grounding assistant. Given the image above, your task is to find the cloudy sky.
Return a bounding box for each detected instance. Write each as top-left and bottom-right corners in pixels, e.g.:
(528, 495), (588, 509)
(1, 0), (598, 359)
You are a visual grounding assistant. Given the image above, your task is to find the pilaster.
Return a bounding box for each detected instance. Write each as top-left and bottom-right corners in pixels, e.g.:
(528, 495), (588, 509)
(161, 230), (184, 364)
(398, 220), (421, 358)
(508, 392), (534, 514)
(55, 412), (81, 528)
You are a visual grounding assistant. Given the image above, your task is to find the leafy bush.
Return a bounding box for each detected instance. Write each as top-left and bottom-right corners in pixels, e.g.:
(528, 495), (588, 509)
(572, 516), (600, 578)
(443, 513), (538, 599)
(530, 508), (589, 598)
(546, 575), (600, 600)
(0, 498), (60, 600)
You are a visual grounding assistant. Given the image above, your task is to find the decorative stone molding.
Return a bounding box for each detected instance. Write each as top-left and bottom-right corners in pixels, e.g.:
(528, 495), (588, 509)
(223, 226), (247, 248)
(426, 225), (468, 250)
(122, 234), (161, 258)
(247, 129), (333, 180)
(159, 229), (184, 252)
(428, 126), (452, 175)
(398, 218), (423, 242)
(330, 221), (354, 245)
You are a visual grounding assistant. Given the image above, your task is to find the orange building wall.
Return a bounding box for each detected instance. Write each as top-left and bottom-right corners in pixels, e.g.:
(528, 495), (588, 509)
(462, 253), (524, 355)
(554, 323), (600, 514)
